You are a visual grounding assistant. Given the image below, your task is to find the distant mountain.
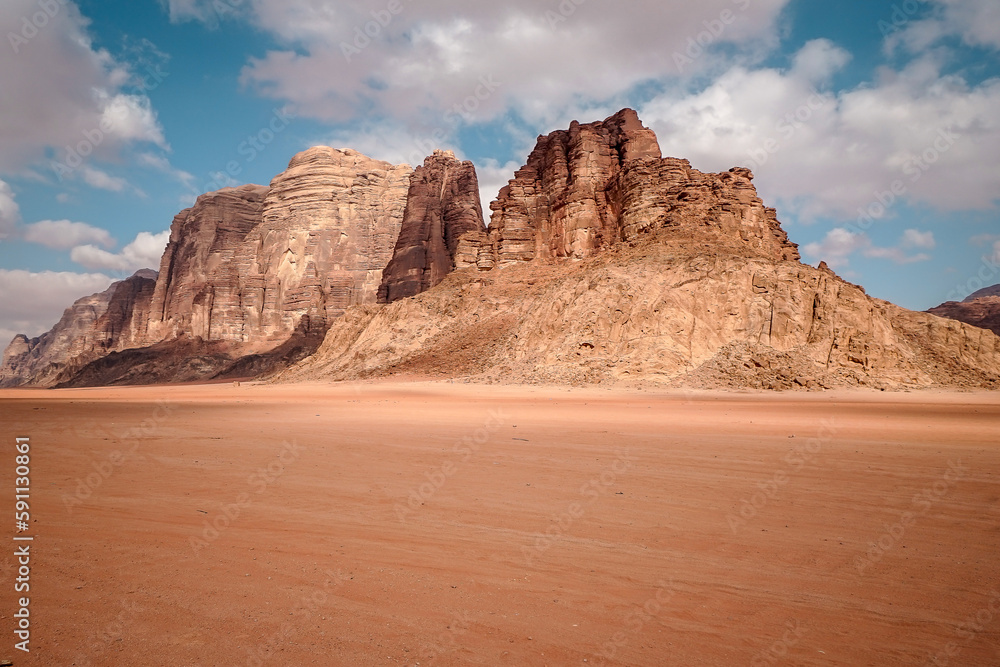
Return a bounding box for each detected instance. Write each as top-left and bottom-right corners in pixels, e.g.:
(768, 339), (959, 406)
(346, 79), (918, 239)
(928, 285), (1000, 338)
(965, 284), (1000, 302)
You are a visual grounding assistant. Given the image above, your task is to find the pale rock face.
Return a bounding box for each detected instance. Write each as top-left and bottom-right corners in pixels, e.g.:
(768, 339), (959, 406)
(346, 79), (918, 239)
(379, 150), (486, 303)
(148, 148), (412, 345)
(239, 147), (412, 337)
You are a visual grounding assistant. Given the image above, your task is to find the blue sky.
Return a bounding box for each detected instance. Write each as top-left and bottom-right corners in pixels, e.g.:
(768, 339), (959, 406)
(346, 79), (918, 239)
(1, 0), (998, 341)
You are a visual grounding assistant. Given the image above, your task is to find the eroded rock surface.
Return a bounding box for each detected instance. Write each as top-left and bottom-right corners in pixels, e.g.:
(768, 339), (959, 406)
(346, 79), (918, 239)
(379, 150), (485, 303)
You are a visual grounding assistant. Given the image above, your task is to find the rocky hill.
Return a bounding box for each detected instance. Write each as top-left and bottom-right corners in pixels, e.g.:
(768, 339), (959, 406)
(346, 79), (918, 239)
(928, 286), (1000, 337)
(2, 109), (999, 389)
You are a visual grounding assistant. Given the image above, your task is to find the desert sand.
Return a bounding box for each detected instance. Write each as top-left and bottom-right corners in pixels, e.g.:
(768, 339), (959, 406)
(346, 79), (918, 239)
(0, 382), (998, 666)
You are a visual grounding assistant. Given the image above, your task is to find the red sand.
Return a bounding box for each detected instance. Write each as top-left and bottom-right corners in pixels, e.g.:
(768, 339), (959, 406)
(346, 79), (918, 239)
(0, 382), (998, 666)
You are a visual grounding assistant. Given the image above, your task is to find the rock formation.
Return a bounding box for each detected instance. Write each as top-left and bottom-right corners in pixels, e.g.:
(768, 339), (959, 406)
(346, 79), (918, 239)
(486, 108), (798, 265)
(1, 148), (413, 387)
(928, 286), (1000, 337)
(0, 270), (157, 387)
(148, 149), (411, 345)
(378, 150), (486, 303)
(3, 110), (999, 390)
(273, 111), (997, 390)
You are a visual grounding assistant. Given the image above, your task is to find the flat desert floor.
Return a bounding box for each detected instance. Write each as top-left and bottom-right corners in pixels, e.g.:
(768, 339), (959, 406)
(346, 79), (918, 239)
(0, 382), (998, 666)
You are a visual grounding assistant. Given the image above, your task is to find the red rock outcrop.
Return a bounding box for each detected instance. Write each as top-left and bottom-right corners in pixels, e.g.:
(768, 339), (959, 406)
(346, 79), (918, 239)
(486, 109), (798, 264)
(488, 108), (662, 262)
(378, 150), (486, 303)
(0, 270), (157, 387)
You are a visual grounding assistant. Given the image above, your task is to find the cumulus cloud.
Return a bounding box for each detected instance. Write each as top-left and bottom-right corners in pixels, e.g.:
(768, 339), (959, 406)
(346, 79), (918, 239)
(21, 220), (115, 250)
(642, 44), (1000, 221)
(0, 1), (167, 176)
(886, 0), (1000, 53)
(159, 0), (792, 130)
(803, 228), (935, 268)
(0, 269), (114, 340)
(71, 230), (169, 272)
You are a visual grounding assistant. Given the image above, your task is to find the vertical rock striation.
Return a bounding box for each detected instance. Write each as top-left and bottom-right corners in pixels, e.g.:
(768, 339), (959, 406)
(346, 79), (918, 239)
(378, 150), (486, 303)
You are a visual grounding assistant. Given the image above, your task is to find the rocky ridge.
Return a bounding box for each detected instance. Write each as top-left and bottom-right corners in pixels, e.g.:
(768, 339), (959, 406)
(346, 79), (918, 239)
(2, 109), (999, 390)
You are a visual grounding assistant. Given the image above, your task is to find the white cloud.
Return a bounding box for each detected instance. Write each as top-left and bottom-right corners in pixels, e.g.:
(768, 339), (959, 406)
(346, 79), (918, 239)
(0, 269), (114, 339)
(0, 1), (167, 174)
(80, 166), (129, 192)
(21, 220), (115, 250)
(901, 229), (936, 249)
(641, 44), (1000, 221)
(804, 228), (934, 268)
(0, 180), (20, 240)
(164, 0), (791, 131)
(137, 152), (197, 188)
(887, 0), (1000, 53)
(71, 230), (169, 272)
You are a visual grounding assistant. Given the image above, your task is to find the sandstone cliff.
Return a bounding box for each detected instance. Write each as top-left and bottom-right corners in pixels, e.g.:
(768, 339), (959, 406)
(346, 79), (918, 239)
(379, 150), (486, 303)
(0, 270), (157, 387)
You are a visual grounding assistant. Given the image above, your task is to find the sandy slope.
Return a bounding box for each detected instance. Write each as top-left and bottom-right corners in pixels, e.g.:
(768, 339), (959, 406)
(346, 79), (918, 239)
(0, 382), (998, 666)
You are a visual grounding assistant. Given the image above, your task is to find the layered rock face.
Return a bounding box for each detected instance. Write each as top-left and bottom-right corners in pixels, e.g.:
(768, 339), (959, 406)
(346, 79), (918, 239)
(149, 149), (411, 345)
(486, 109), (798, 264)
(147, 185), (269, 343)
(0, 270), (157, 387)
(928, 289), (1000, 337)
(243, 147), (411, 335)
(378, 150), (486, 303)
